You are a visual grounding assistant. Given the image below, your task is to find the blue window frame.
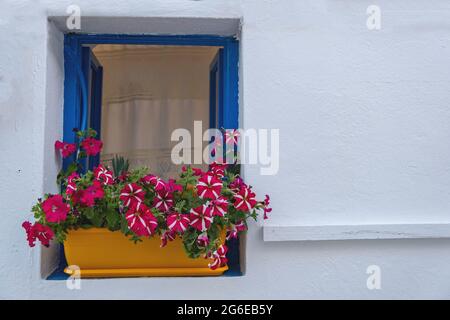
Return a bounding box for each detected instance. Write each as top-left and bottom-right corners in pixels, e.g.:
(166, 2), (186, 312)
(50, 34), (241, 279)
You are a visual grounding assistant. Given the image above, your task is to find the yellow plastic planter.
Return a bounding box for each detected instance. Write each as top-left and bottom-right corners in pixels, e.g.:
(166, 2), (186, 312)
(63, 228), (228, 278)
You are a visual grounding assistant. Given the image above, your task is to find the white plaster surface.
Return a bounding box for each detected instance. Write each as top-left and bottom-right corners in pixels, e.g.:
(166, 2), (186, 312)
(1, 0), (450, 299)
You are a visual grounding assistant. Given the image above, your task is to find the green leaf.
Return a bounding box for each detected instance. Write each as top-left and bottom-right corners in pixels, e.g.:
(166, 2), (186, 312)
(105, 209), (120, 229)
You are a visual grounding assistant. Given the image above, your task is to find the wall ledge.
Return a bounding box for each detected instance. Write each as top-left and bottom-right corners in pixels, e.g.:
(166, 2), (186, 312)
(263, 223), (450, 241)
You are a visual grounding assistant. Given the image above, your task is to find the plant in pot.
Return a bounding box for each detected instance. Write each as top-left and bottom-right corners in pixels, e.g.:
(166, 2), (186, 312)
(22, 129), (271, 277)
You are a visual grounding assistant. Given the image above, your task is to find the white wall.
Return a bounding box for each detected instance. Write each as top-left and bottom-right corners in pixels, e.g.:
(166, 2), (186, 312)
(1, 0), (450, 299)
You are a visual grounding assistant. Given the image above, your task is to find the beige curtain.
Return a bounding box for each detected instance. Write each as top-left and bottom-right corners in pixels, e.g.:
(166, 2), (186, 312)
(93, 45), (217, 178)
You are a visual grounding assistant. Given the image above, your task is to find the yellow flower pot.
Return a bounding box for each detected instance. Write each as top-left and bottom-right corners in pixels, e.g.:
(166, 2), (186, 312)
(63, 228), (228, 278)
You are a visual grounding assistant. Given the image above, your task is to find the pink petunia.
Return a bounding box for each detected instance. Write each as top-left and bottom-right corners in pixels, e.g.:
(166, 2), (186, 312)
(65, 172), (79, 197)
(55, 140), (77, 158)
(94, 165), (114, 185)
(182, 166), (205, 177)
(125, 204), (158, 237)
(197, 232), (209, 247)
(166, 179), (183, 193)
(225, 129), (240, 145)
(120, 183), (145, 208)
(229, 176), (247, 192)
(166, 212), (190, 233)
(233, 186), (257, 212)
(22, 221), (54, 247)
(226, 220), (247, 240)
(160, 230), (176, 248)
(209, 162), (227, 179)
(41, 195), (70, 223)
(141, 174), (166, 192)
(153, 190), (173, 213)
(208, 197), (228, 217)
(263, 194), (272, 220)
(81, 137), (103, 156)
(196, 174), (222, 200)
(208, 244), (228, 270)
(189, 204), (213, 231)
(79, 180), (104, 207)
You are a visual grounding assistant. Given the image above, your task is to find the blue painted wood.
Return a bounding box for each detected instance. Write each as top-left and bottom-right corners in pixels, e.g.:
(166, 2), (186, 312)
(63, 37), (81, 170)
(86, 48), (103, 170)
(209, 53), (218, 129)
(68, 34), (237, 46)
(222, 41), (239, 129)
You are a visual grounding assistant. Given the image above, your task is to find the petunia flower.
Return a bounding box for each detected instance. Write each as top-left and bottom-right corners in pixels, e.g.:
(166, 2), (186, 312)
(226, 220), (247, 240)
(41, 194), (70, 223)
(81, 137), (103, 156)
(166, 179), (183, 193)
(196, 174), (223, 200)
(160, 230), (176, 248)
(166, 212), (190, 233)
(225, 129), (240, 146)
(141, 174), (166, 192)
(208, 244), (228, 270)
(120, 183), (145, 208)
(197, 232), (209, 247)
(79, 180), (104, 207)
(263, 194), (272, 220)
(229, 176), (247, 192)
(209, 162), (227, 179)
(153, 190), (173, 213)
(94, 165), (114, 185)
(65, 172), (79, 197)
(117, 171), (129, 182)
(22, 221), (54, 247)
(55, 140), (77, 158)
(189, 204), (213, 231)
(182, 166), (204, 176)
(125, 204), (158, 237)
(233, 186), (257, 212)
(207, 197), (228, 217)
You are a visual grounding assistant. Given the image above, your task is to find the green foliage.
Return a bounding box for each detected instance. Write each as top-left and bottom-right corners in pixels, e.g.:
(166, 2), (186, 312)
(111, 155), (129, 177)
(26, 129), (270, 263)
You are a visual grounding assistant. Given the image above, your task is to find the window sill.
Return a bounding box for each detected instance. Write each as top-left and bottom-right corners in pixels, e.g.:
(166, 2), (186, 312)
(263, 223), (450, 242)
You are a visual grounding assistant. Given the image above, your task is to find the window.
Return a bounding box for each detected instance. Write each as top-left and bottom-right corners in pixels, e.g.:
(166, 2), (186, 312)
(49, 34), (240, 278)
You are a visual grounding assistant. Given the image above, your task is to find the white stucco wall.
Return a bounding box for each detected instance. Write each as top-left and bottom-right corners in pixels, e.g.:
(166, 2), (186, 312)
(2, 0), (450, 299)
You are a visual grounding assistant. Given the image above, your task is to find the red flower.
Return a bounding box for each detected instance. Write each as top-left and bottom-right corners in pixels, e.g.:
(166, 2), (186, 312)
(94, 165), (113, 185)
(229, 176), (247, 192)
(118, 171), (129, 182)
(208, 244), (228, 270)
(166, 179), (183, 193)
(233, 186), (257, 212)
(125, 204), (158, 237)
(166, 212), (190, 233)
(189, 204), (213, 231)
(160, 230), (176, 248)
(182, 166), (204, 176)
(225, 129), (240, 145)
(81, 137), (103, 156)
(209, 162), (227, 179)
(79, 180), (104, 207)
(153, 190), (173, 213)
(141, 174), (166, 192)
(22, 221), (54, 247)
(196, 174), (222, 200)
(263, 194), (272, 220)
(120, 183), (145, 208)
(197, 232), (209, 247)
(55, 141), (76, 158)
(226, 220), (247, 240)
(208, 197), (228, 217)
(65, 172), (79, 197)
(41, 195), (69, 223)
